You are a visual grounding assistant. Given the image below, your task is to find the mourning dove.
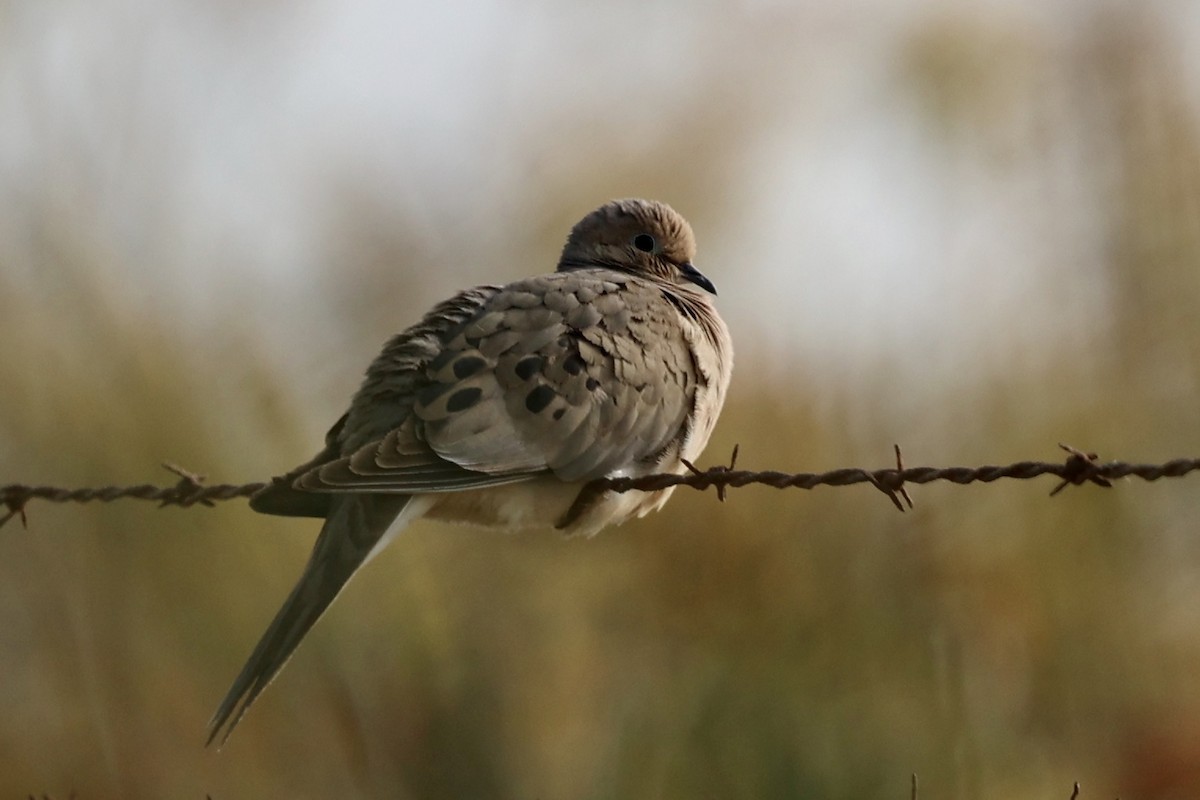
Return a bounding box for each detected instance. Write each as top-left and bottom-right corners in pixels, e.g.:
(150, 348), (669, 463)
(207, 198), (733, 744)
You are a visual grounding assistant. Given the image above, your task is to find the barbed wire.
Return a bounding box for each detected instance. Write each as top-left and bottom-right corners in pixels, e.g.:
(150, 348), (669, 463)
(2, 444), (1198, 530)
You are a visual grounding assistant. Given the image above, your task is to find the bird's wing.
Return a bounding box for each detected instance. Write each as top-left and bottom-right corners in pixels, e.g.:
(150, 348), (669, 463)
(294, 271), (706, 494)
(249, 285), (507, 515)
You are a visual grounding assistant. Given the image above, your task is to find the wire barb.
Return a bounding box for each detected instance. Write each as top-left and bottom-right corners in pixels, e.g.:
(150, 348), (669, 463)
(714, 444), (739, 502)
(160, 462), (215, 508)
(861, 444), (915, 513)
(1050, 443), (1113, 496)
(1, 495), (28, 530)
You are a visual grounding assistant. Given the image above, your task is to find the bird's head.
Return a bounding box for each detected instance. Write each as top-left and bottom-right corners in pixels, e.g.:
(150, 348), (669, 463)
(557, 198), (716, 295)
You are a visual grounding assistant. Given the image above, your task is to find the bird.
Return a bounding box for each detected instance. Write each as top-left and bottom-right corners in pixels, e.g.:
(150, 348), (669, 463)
(207, 198), (733, 745)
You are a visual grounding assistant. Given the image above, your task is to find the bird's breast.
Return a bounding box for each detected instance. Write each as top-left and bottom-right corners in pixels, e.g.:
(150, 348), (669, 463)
(422, 475), (675, 538)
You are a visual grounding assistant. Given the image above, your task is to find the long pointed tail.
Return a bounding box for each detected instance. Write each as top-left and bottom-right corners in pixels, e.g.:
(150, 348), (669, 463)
(207, 494), (414, 747)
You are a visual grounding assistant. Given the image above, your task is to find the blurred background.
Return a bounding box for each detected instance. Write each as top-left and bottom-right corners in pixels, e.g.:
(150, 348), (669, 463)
(2, 0), (1199, 797)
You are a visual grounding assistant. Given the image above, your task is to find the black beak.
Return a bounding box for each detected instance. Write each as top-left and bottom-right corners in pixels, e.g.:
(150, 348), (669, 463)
(679, 262), (717, 295)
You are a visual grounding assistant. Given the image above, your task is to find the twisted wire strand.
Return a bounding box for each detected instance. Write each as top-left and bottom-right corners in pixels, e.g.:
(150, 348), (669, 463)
(2, 445), (1197, 529)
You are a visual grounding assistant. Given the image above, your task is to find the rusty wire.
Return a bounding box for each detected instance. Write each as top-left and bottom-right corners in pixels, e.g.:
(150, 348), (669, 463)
(2, 444), (1199, 530)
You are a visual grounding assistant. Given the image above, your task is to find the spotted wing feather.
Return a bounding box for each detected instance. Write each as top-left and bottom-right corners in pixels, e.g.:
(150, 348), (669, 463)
(286, 271), (701, 496)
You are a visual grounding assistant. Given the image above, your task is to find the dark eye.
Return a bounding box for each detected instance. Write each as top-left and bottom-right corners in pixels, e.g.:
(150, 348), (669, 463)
(633, 234), (656, 253)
